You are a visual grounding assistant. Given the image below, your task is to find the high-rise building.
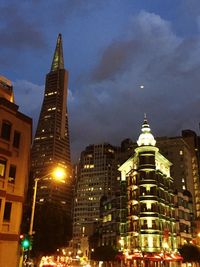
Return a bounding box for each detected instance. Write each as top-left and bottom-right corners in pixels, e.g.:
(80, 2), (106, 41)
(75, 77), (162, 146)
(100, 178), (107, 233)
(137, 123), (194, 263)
(157, 132), (200, 219)
(0, 76), (32, 266)
(30, 34), (73, 253)
(119, 117), (182, 266)
(73, 143), (121, 249)
(31, 33), (72, 212)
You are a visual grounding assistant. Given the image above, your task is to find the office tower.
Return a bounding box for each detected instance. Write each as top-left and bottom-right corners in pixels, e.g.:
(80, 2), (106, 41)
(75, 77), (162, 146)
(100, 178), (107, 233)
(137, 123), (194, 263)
(174, 190), (194, 246)
(73, 143), (121, 249)
(30, 34), (73, 253)
(119, 117), (182, 266)
(0, 76), (32, 266)
(157, 132), (200, 219)
(31, 33), (72, 211)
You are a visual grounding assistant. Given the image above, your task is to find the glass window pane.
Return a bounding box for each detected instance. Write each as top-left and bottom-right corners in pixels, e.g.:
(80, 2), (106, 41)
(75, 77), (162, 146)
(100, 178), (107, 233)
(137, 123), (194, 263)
(8, 165), (16, 183)
(1, 121), (11, 140)
(0, 159), (6, 177)
(3, 202), (12, 221)
(13, 131), (21, 148)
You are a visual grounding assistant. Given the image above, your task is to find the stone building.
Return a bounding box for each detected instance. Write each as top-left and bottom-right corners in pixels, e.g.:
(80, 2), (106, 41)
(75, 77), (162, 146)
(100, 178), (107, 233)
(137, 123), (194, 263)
(0, 75), (32, 266)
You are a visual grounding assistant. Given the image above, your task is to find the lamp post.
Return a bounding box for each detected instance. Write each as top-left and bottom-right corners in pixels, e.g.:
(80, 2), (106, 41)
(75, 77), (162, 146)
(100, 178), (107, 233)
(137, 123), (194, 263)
(29, 167), (66, 236)
(29, 178), (39, 236)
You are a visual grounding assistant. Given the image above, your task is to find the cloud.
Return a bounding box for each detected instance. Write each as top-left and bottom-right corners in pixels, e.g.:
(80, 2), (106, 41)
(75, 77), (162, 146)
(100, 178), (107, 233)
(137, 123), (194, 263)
(69, 11), (200, 161)
(0, 5), (46, 51)
(8, 9), (200, 163)
(13, 80), (44, 128)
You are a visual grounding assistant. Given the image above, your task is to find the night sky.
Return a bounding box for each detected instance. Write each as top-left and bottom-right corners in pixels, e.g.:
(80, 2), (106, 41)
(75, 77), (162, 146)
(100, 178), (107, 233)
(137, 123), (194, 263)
(1, 1), (200, 162)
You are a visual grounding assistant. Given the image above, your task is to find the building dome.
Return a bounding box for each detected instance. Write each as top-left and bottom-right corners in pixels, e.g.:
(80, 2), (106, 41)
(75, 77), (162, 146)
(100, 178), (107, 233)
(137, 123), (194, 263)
(137, 115), (156, 147)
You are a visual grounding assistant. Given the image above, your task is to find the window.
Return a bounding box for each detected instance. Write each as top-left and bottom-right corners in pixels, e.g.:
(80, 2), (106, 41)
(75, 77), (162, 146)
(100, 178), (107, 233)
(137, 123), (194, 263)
(13, 131), (21, 148)
(1, 121), (11, 140)
(0, 159), (6, 178)
(3, 202), (12, 221)
(8, 165), (16, 183)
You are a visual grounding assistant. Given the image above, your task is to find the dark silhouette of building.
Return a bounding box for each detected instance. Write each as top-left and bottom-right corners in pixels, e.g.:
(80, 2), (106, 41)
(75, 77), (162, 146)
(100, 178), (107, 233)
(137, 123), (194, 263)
(29, 34), (73, 253)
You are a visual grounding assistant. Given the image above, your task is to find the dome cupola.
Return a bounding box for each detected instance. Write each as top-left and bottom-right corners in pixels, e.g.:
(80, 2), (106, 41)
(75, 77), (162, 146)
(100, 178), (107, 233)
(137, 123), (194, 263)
(137, 114), (156, 147)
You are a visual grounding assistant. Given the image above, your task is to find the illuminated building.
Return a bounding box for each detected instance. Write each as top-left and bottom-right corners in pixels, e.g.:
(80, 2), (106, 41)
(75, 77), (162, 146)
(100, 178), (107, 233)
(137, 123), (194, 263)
(157, 131), (200, 219)
(73, 143), (121, 250)
(30, 34), (72, 212)
(29, 34), (73, 253)
(174, 190), (193, 246)
(99, 195), (121, 247)
(0, 76), (32, 266)
(119, 117), (181, 265)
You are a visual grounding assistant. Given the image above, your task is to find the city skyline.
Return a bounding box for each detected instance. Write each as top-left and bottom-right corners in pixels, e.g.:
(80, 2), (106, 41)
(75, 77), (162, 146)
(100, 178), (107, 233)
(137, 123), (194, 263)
(1, 1), (200, 161)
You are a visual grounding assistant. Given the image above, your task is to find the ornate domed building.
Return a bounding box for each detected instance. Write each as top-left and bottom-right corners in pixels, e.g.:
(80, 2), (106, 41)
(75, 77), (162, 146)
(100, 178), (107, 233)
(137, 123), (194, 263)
(119, 116), (182, 266)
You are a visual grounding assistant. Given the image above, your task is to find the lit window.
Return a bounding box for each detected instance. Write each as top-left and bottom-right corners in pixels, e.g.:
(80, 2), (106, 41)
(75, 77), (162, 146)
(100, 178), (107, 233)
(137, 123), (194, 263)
(147, 218), (152, 228)
(84, 164), (95, 169)
(147, 202), (151, 210)
(0, 159), (6, 177)
(180, 150), (183, 155)
(40, 186), (47, 189)
(148, 236), (153, 248)
(182, 185), (186, 190)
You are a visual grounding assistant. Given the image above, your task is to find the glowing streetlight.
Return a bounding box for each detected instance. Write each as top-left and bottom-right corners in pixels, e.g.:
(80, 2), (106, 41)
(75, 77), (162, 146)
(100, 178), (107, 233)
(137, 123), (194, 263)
(53, 167), (66, 182)
(29, 166), (66, 236)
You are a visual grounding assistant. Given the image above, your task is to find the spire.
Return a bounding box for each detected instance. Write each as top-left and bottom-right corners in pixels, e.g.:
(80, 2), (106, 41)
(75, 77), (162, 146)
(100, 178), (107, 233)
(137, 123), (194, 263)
(137, 114), (156, 147)
(51, 33), (64, 71)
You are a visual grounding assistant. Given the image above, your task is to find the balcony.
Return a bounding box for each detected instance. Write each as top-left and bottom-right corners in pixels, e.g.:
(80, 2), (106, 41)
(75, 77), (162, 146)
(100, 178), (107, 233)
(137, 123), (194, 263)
(139, 195), (158, 201)
(140, 224), (160, 230)
(138, 164), (155, 171)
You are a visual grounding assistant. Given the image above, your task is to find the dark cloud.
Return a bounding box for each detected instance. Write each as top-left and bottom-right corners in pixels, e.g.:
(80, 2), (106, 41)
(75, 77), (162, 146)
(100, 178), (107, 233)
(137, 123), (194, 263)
(6, 6), (200, 163)
(0, 5), (46, 50)
(92, 40), (140, 81)
(68, 11), (200, 161)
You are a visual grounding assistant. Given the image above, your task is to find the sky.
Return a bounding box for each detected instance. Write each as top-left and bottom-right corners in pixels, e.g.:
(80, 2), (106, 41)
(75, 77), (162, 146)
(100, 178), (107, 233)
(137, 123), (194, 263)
(1, 0), (200, 162)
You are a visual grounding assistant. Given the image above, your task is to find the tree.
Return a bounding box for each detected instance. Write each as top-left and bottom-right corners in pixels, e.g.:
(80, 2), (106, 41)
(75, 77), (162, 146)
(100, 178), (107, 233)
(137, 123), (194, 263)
(179, 244), (200, 263)
(91, 246), (118, 261)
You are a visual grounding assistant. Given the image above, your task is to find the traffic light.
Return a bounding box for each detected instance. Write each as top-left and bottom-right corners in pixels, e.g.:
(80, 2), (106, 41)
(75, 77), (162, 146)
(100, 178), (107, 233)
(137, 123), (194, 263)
(20, 234), (31, 250)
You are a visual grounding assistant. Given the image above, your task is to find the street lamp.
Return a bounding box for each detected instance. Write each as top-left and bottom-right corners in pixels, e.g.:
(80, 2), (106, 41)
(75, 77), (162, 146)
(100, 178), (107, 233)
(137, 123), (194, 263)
(29, 166), (66, 236)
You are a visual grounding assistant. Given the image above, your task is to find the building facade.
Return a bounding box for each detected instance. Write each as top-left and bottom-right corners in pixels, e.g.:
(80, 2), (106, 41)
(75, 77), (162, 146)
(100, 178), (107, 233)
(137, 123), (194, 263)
(29, 34), (73, 254)
(73, 143), (121, 250)
(157, 133), (200, 219)
(175, 191), (193, 247)
(30, 34), (72, 212)
(119, 118), (181, 266)
(0, 76), (32, 266)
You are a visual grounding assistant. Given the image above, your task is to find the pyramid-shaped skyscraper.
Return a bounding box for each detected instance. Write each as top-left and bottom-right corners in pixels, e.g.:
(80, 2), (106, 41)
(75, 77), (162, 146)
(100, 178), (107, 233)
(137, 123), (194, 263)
(31, 34), (72, 215)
